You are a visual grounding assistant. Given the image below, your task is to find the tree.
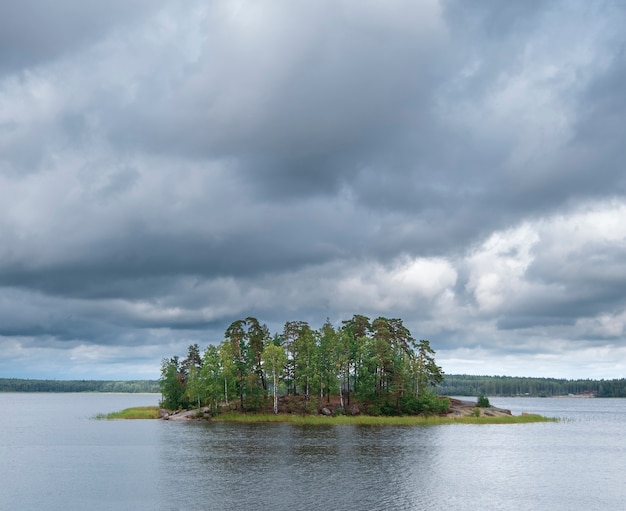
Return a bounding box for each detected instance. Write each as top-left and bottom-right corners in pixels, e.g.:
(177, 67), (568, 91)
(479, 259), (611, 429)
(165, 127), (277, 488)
(245, 317), (270, 401)
(160, 356), (186, 410)
(262, 343), (287, 414)
(291, 322), (317, 407)
(218, 340), (237, 407)
(200, 345), (224, 414)
(317, 319), (339, 403)
(158, 315), (449, 416)
(281, 321), (307, 395)
(341, 315), (371, 404)
(225, 320), (248, 410)
(186, 365), (203, 410)
(370, 317), (394, 398)
(182, 343), (202, 373)
(414, 339), (444, 395)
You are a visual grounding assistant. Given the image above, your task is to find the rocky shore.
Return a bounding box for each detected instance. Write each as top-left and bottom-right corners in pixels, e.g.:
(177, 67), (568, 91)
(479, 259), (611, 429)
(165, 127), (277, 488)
(159, 397), (514, 420)
(445, 398), (512, 417)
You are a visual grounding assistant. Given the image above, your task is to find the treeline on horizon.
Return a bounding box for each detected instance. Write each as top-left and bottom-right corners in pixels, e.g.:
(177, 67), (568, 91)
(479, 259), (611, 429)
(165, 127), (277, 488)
(0, 378), (159, 393)
(160, 315), (449, 416)
(2, 374), (625, 397)
(438, 374), (626, 398)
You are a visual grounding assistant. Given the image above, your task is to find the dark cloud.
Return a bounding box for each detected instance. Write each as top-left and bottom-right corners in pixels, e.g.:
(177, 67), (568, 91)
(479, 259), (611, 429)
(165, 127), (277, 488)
(0, 0), (166, 73)
(2, 1), (626, 379)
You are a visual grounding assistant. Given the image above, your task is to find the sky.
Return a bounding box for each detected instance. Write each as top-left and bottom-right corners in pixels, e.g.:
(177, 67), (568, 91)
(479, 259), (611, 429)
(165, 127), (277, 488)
(2, 0), (626, 381)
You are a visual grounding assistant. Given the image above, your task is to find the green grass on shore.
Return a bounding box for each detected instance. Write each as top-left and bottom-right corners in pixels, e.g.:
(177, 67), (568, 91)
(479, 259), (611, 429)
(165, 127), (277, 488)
(95, 406), (555, 425)
(212, 412), (556, 426)
(94, 406), (160, 420)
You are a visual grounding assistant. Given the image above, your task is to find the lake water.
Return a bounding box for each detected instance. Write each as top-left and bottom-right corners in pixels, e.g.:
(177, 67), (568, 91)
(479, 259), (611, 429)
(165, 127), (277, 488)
(0, 393), (624, 510)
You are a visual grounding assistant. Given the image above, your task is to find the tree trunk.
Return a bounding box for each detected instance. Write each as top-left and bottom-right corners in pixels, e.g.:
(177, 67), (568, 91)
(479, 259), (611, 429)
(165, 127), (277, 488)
(273, 371), (278, 414)
(346, 366), (351, 405)
(339, 383), (344, 410)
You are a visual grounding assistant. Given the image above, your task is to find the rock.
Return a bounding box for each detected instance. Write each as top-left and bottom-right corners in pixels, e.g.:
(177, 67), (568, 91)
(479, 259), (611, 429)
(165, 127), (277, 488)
(158, 409), (170, 419)
(320, 407), (332, 416)
(350, 405), (360, 416)
(445, 398), (512, 418)
(167, 409), (197, 420)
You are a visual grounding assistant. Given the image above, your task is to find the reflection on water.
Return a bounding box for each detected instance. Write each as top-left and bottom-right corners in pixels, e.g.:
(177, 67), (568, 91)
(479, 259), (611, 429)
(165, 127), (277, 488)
(1, 394), (625, 511)
(159, 422), (443, 510)
(157, 399), (626, 511)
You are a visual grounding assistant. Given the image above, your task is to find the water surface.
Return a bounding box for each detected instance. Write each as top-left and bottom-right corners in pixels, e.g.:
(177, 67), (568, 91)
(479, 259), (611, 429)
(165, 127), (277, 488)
(1, 394), (624, 510)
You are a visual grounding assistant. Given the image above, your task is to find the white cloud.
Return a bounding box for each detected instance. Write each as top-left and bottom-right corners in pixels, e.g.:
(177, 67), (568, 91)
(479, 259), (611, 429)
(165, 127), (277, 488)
(465, 223), (539, 313)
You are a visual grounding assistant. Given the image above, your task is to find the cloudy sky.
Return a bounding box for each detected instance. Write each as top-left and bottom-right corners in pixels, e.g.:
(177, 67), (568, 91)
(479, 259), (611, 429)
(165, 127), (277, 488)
(2, 0), (626, 380)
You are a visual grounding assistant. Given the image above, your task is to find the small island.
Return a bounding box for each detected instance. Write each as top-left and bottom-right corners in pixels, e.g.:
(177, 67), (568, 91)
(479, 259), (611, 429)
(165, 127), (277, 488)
(102, 397), (552, 425)
(101, 315), (554, 425)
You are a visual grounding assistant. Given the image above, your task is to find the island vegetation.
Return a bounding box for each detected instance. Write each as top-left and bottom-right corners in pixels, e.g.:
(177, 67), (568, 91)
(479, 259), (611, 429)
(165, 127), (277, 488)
(159, 315), (452, 418)
(95, 406), (161, 420)
(100, 405), (553, 425)
(85, 315), (553, 424)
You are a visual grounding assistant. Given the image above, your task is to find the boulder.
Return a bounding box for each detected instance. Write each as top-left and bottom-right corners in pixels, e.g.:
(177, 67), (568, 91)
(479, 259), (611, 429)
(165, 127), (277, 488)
(320, 407), (332, 416)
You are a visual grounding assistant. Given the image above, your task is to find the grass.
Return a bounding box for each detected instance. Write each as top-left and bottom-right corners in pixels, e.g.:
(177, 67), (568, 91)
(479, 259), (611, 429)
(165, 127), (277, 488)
(95, 407), (556, 425)
(94, 406), (160, 420)
(211, 412), (556, 426)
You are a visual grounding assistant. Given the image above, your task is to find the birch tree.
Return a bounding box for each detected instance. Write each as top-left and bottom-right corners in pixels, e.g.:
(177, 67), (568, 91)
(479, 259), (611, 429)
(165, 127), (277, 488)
(262, 343), (287, 414)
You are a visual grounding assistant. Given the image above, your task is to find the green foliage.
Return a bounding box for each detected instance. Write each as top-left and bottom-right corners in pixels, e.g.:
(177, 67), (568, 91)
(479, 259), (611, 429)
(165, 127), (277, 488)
(417, 391), (450, 415)
(472, 407), (481, 417)
(477, 395), (490, 407)
(200, 345), (224, 415)
(158, 315), (449, 416)
(262, 342), (287, 414)
(159, 356), (187, 410)
(185, 365), (203, 409)
(366, 404), (382, 416)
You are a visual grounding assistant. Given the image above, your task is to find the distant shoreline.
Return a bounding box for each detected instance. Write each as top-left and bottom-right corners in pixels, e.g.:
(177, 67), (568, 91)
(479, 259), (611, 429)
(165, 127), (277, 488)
(3, 375), (625, 397)
(0, 378), (160, 393)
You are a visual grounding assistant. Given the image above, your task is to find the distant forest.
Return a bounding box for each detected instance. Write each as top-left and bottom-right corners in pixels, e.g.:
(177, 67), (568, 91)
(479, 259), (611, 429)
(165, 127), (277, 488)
(437, 374), (626, 398)
(0, 378), (159, 393)
(2, 374), (625, 398)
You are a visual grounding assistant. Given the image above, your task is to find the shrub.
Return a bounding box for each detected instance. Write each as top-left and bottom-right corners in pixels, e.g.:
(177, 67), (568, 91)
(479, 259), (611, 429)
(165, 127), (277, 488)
(367, 404), (382, 416)
(417, 391), (450, 415)
(477, 395), (490, 407)
(398, 396), (420, 415)
(380, 401), (399, 416)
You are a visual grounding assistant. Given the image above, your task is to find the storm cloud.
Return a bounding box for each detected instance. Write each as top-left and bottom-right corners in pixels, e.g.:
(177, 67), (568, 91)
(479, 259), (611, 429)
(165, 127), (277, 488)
(2, 0), (626, 379)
